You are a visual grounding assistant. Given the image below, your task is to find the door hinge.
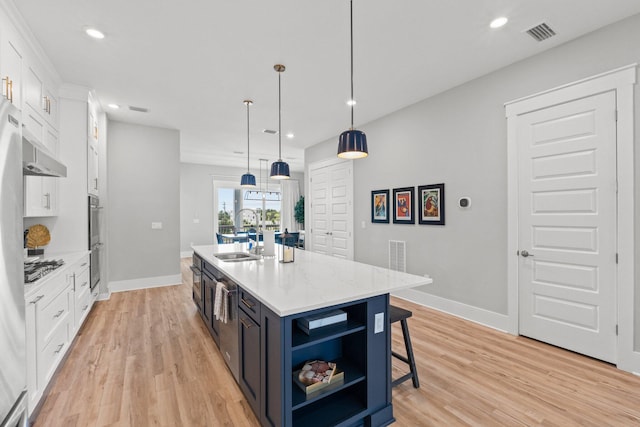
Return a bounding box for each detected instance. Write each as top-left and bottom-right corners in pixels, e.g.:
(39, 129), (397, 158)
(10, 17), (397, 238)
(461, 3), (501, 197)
(616, 324), (618, 336)
(616, 253), (618, 264)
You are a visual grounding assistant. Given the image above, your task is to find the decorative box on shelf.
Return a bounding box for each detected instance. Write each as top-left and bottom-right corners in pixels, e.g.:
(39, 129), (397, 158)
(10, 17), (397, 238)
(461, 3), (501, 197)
(296, 309), (347, 335)
(293, 360), (344, 396)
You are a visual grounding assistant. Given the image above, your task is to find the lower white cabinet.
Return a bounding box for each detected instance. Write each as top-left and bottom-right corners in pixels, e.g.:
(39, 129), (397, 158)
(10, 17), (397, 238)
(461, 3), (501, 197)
(25, 253), (95, 416)
(25, 270), (72, 415)
(67, 255), (94, 333)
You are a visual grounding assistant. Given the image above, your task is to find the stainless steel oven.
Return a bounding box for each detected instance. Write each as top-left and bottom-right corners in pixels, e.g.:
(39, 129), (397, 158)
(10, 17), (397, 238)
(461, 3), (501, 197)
(191, 252), (203, 310)
(88, 195), (101, 290)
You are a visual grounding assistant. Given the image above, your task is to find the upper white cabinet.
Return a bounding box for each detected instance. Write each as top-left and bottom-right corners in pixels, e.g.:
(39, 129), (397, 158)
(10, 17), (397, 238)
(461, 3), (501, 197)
(87, 97), (100, 196)
(25, 63), (58, 128)
(0, 26), (23, 107)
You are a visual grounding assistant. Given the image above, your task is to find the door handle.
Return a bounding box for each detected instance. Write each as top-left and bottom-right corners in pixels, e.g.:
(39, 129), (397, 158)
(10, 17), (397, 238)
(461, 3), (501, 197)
(521, 250), (534, 258)
(240, 317), (254, 329)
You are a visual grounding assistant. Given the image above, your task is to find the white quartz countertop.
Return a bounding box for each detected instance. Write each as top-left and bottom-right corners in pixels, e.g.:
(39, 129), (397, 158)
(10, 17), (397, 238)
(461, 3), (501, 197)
(24, 250), (90, 297)
(192, 244), (432, 317)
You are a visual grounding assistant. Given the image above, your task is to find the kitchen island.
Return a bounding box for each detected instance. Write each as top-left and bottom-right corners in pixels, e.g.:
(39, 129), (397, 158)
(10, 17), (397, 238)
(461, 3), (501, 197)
(192, 244), (431, 427)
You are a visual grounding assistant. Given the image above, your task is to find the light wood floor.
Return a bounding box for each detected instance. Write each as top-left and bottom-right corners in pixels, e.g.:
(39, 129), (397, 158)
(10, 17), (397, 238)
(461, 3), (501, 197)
(34, 258), (640, 426)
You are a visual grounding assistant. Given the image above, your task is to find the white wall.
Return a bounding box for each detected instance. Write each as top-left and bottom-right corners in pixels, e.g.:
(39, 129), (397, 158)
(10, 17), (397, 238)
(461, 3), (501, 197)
(306, 13), (640, 347)
(107, 121), (180, 283)
(180, 162), (304, 254)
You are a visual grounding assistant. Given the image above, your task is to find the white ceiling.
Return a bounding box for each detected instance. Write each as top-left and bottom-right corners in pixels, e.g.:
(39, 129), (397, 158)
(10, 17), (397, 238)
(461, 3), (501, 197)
(13, 0), (640, 172)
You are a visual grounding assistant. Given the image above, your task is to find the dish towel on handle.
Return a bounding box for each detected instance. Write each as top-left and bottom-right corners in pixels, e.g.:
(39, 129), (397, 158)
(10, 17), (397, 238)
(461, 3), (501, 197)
(214, 281), (229, 323)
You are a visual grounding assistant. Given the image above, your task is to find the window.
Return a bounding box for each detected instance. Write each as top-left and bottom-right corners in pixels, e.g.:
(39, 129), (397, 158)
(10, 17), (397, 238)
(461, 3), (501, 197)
(215, 183), (281, 234)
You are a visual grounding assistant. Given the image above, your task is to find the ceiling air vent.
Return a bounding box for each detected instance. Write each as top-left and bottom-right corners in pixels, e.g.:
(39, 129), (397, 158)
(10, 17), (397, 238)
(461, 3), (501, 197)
(128, 106), (148, 113)
(525, 22), (556, 42)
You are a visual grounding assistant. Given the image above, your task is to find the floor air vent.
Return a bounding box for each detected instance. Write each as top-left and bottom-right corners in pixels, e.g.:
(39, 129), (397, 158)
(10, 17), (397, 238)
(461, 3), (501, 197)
(525, 22), (556, 42)
(389, 240), (406, 272)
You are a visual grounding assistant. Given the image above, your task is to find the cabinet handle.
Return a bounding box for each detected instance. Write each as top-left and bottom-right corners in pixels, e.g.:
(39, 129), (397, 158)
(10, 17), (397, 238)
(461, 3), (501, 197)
(81, 262), (88, 267)
(44, 193), (51, 209)
(53, 309), (65, 318)
(81, 281), (88, 288)
(2, 77), (12, 103)
(30, 295), (45, 304)
(54, 343), (64, 354)
(82, 304), (89, 312)
(94, 178), (98, 190)
(240, 297), (255, 310)
(240, 317), (254, 329)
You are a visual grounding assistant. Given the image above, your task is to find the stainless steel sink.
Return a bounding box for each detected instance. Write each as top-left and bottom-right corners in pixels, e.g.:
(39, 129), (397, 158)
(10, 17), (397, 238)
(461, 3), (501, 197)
(213, 252), (260, 262)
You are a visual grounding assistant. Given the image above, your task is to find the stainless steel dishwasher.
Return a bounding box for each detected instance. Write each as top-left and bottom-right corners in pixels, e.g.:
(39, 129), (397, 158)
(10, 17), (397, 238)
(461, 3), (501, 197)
(218, 277), (239, 381)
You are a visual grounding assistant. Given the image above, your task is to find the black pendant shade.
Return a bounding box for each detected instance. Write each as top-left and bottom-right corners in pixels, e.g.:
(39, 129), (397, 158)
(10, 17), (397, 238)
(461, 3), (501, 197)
(240, 173), (256, 187)
(270, 64), (290, 180)
(338, 129), (368, 159)
(270, 160), (290, 180)
(338, 0), (369, 159)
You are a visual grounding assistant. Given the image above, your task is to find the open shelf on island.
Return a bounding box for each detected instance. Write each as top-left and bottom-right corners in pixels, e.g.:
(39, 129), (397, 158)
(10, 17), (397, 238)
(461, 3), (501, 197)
(291, 357), (365, 411)
(292, 383), (367, 427)
(292, 319), (366, 351)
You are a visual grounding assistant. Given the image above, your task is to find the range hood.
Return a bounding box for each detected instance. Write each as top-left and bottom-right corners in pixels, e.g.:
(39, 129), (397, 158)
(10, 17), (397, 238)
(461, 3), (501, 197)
(22, 130), (67, 177)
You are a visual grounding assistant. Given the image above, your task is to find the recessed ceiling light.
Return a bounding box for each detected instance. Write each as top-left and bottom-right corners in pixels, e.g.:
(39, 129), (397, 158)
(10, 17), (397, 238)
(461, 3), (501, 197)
(490, 17), (508, 29)
(346, 99), (357, 106)
(85, 28), (105, 39)
(286, 133), (294, 139)
(107, 103), (120, 109)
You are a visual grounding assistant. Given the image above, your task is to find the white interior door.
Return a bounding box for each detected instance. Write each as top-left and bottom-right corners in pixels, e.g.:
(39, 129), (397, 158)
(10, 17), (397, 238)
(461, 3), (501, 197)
(310, 167), (330, 254)
(309, 160), (353, 259)
(517, 91), (617, 363)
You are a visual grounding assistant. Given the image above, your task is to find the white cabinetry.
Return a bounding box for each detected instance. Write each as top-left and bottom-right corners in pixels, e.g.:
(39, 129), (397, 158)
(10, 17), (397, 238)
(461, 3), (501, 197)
(67, 255), (95, 333)
(25, 271), (72, 415)
(25, 64), (57, 126)
(0, 25), (23, 107)
(87, 99), (100, 196)
(25, 253), (95, 416)
(23, 98), (60, 217)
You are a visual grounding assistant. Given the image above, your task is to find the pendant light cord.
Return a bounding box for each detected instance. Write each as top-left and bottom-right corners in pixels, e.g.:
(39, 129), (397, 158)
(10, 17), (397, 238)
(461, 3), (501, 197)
(350, 0), (354, 130)
(246, 102), (250, 172)
(278, 71), (282, 160)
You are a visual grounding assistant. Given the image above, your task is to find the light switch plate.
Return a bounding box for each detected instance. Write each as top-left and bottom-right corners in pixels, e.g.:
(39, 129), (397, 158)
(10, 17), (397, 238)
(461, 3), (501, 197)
(374, 312), (384, 334)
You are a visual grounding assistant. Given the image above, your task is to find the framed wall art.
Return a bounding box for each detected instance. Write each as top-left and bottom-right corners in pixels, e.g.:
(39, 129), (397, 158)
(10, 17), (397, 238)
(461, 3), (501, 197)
(418, 183), (445, 225)
(393, 187), (414, 224)
(371, 189), (390, 223)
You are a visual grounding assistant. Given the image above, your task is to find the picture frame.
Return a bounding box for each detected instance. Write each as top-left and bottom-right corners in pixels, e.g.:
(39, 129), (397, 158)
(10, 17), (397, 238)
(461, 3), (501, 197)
(418, 183), (445, 225)
(393, 187), (415, 224)
(371, 189), (390, 223)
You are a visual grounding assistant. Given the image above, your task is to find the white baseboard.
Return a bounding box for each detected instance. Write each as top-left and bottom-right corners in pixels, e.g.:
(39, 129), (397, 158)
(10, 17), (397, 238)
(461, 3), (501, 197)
(392, 288), (510, 333)
(109, 274), (182, 293)
(97, 291), (111, 301)
(180, 250), (193, 258)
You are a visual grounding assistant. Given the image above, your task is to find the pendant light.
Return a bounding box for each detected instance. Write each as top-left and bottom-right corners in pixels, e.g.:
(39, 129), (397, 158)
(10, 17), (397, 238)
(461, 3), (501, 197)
(240, 100), (257, 187)
(270, 64), (291, 179)
(337, 0), (368, 159)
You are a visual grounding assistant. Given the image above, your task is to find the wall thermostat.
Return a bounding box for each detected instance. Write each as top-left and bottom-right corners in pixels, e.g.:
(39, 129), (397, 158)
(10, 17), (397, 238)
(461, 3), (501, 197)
(459, 197), (471, 208)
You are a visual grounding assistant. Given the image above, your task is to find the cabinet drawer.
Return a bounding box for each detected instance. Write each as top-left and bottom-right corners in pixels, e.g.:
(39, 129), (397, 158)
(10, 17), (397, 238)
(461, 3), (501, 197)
(38, 318), (70, 386)
(75, 284), (93, 325)
(239, 288), (261, 324)
(38, 285), (70, 348)
(74, 267), (90, 292)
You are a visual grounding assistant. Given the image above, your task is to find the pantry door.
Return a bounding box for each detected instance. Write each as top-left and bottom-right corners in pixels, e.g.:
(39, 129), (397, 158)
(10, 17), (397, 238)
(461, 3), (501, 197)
(515, 91), (617, 363)
(308, 159), (353, 260)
